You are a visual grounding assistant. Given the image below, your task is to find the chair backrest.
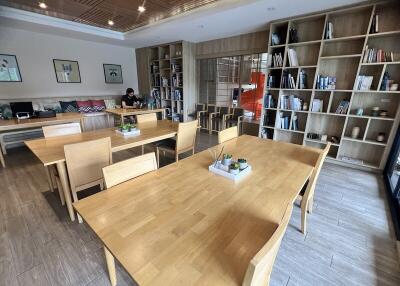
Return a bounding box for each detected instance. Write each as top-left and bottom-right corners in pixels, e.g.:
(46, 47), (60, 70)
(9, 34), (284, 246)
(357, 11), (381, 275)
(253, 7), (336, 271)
(64, 137), (112, 189)
(233, 107), (244, 118)
(219, 106), (230, 116)
(242, 203), (293, 286)
(103, 152), (158, 189)
(218, 126), (238, 144)
(196, 103), (205, 112)
(176, 120), (198, 153)
(43, 123), (81, 138)
(207, 104), (217, 113)
(136, 113), (157, 124)
(303, 142), (331, 202)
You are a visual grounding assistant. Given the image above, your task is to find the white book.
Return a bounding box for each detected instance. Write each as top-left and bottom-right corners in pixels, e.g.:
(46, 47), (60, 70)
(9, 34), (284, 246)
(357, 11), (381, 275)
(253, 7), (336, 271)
(363, 46), (369, 63)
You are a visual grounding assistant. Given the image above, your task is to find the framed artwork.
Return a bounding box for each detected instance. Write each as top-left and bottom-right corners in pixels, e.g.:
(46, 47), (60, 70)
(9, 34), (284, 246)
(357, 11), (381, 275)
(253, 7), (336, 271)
(103, 64), (123, 83)
(53, 59), (81, 83)
(0, 54), (22, 82)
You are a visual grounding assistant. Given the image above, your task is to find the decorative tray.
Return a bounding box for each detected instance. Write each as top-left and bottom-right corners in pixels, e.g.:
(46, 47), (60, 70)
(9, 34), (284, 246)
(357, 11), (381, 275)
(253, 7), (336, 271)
(209, 161), (252, 182)
(115, 129), (141, 137)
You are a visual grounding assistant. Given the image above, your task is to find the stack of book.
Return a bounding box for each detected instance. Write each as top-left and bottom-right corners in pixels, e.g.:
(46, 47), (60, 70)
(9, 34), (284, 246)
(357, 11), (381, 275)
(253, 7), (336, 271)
(264, 93), (276, 108)
(316, 75), (336, 90)
(173, 89), (182, 100)
(272, 53), (284, 67)
(171, 63), (181, 73)
(291, 114), (299, 131)
(335, 100), (350, 114)
(324, 21), (333, 39)
(311, 99), (323, 112)
(363, 46), (394, 63)
(355, 75), (374, 90)
(278, 112), (290, 129)
(287, 49), (299, 67)
(267, 74), (277, 88)
(380, 72), (397, 91)
(370, 14), (379, 34)
(298, 69), (308, 89)
(172, 74), (182, 87)
(280, 95), (303, 111)
(281, 70), (296, 89)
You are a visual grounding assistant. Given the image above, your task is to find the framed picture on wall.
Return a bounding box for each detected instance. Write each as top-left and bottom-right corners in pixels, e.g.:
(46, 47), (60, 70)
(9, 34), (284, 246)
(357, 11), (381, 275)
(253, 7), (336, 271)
(103, 64), (123, 83)
(53, 59), (81, 83)
(0, 54), (22, 82)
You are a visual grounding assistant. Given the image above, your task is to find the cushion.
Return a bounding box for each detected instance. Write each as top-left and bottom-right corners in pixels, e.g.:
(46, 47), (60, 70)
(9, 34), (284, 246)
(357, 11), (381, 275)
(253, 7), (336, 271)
(60, 101), (78, 113)
(104, 99), (116, 109)
(76, 100), (93, 113)
(43, 102), (62, 113)
(90, 99), (106, 112)
(0, 103), (12, 119)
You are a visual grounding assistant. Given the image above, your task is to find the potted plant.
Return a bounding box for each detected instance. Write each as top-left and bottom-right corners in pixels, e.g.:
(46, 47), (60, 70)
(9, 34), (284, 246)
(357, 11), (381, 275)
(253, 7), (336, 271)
(222, 154), (232, 166)
(229, 162), (240, 175)
(119, 123), (134, 133)
(238, 158), (248, 170)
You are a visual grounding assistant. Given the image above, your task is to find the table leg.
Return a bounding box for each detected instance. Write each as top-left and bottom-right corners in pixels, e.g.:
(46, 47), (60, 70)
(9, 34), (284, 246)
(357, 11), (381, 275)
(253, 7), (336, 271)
(0, 148), (5, 168)
(44, 166), (54, 192)
(104, 246), (117, 286)
(56, 162), (75, 222)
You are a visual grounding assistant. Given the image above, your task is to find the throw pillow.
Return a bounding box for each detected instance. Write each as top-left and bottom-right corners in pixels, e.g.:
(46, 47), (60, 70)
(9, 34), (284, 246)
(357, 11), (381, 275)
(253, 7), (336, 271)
(60, 101), (78, 113)
(90, 99), (106, 112)
(43, 102), (62, 113)
(0, 104), (12, 119)
(104, 99), (116, 109)
(76, 100), (93, 113)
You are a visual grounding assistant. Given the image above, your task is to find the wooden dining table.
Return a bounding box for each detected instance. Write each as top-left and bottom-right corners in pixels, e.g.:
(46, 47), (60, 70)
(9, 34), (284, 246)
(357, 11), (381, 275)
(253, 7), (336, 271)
(25, 120), (177, 222)
(106, 108), (166, 125)
(74, 135), (321, 286)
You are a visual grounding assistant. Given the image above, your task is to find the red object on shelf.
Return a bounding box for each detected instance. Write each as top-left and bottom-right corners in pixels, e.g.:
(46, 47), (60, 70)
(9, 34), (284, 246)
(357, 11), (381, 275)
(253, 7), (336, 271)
(240, 71), (265, 120)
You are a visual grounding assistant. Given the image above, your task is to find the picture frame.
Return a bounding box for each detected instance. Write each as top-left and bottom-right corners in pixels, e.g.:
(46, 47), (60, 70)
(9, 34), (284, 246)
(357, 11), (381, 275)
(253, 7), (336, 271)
(0, 54), (22, 82)
(103, 64), (123, 84)
(53, 59), (81, 83)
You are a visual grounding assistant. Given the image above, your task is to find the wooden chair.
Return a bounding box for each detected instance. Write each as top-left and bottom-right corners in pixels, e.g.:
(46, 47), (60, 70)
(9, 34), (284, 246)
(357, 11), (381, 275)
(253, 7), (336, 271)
(136, 113), (157, 124)
(226, 107), (244, 135)
(103, 152), (157, 189)
(42, 123), (82, 206)
(0, 148), (5, 168)
(188, 103), (205, 122)
(42, 122), (81, 138)
(242, 203), (293, 286)
(198, 104), (217, 131)
(298, 143), (331, 234)
(218, 126), (238, 144)
(136, 113), (158, 154)
(210, 106), (231, 134)
(64, 137), (112, 223)
(156, 120), (198, 167)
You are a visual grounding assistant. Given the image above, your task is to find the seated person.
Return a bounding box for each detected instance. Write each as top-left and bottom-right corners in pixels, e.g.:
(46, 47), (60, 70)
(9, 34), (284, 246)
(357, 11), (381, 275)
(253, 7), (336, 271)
(121, 88), (141, 108)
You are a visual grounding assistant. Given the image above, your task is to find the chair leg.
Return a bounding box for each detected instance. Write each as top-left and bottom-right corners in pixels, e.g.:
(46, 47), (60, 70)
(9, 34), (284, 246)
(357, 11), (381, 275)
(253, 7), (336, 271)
(141, 145), (145, 155)
(175, 152), (179, 163)
(71, 189), (83, 223)
(308, 197), (314, 214)
(100, 182), (104, 191)
(156, 147), (160, 168)
(44, 166), (54, 192)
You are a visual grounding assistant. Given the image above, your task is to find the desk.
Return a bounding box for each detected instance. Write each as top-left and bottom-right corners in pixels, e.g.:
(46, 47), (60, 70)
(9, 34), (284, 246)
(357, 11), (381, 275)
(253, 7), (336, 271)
(0, 113), (84, 167)
(26, 120), (177, 222)
(105, 108), (165, 125)
(74, 135), (320, 286)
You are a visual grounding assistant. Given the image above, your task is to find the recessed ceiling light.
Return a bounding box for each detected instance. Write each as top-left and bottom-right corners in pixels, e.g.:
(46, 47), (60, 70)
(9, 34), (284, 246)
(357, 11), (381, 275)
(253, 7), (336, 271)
(38, 2), (47, 9)
(108, 20), (114, 26)
(138, 6), (146, 13)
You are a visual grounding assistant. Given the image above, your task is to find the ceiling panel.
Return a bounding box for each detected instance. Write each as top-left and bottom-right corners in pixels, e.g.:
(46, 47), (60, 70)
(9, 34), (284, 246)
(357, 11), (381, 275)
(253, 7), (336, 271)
(0, 0), (221, 32)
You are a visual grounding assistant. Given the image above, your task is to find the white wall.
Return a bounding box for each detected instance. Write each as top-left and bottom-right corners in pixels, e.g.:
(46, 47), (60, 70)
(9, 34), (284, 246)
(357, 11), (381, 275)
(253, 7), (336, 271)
(0, 26), (138, 100)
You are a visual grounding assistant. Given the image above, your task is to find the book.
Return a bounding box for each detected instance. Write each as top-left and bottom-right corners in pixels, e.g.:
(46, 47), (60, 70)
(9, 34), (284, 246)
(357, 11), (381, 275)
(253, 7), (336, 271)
(370, 14), (379, 34)
(311, 99), (323, 112)
(355, 75), (373, 90)
(291, 114), (299, 131)
(288, 49), (299, 67)
(264, 93), (275, 108)
(363, 47), (394, 63)
(280, 94), (303, 111)
(316, 75), (336, 90)
(281, 70), (296, 89)
(335, 100), (350, 114)
(299, 69), (308, 89)
(325, 21), (333, 39)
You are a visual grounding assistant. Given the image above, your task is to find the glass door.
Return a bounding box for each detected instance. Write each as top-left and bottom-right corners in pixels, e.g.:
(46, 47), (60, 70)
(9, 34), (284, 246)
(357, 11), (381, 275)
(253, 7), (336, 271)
(384, 128), (400, 240)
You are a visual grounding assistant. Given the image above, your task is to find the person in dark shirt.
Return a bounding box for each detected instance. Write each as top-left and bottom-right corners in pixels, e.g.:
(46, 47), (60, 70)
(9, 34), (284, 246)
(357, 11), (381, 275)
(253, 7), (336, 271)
(122, 88), (141, 108)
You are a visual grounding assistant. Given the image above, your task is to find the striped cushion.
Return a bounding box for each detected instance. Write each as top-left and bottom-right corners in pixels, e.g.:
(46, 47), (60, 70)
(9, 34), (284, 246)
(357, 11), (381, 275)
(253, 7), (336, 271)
(90, 100), (106, 112)
(59, 101), (78, 113)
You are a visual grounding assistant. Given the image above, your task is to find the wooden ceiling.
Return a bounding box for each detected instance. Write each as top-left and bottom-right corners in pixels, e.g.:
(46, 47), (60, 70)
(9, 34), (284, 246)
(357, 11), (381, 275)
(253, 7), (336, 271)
(0, 0), (221, 32)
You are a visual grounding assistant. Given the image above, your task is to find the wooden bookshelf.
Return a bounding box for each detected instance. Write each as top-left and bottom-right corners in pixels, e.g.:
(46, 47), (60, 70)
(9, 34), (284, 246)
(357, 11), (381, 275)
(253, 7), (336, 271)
(148, 41), (196, 122)
(259, 1), (400, 171)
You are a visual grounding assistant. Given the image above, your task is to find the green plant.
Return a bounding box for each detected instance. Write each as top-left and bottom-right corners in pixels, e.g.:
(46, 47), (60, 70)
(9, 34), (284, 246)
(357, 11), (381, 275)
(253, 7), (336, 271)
(119, 123), (135, 130)
(223, 154), (232, 159)
(230, 162), (240, 170)
(238, 158), (246, 163)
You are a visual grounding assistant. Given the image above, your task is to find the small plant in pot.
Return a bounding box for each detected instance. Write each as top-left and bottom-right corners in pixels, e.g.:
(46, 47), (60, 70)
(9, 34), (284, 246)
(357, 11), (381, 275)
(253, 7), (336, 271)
(229, 162), (240, 175)
(238, 158), (248, 170)
(119, 123), (134, 133)
(222, 154), (232, 166)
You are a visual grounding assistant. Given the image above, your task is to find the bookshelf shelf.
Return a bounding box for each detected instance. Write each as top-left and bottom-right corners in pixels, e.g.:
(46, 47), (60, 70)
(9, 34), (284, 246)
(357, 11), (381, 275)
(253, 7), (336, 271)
(259, 1), (400, 171)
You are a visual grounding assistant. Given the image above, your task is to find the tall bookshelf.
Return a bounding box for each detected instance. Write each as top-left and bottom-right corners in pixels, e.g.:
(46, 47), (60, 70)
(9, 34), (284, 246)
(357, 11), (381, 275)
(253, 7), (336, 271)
(148, 41), (196, 122)
(259, 1), (400, 171)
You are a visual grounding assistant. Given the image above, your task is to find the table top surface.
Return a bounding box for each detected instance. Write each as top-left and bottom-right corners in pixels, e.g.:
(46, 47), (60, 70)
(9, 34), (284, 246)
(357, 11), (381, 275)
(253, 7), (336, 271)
(105, 108), (165, 116)
(74, 135), (320, 286)
(25, 120), (177, 166)
(0, 113), (83, 131)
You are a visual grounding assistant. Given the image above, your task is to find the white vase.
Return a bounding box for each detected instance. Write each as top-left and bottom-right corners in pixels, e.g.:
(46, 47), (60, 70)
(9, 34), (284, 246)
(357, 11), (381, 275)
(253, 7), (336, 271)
(351, 127), (360, 139)
(239, 162), (248, 170)
(229, 168), (239, 175)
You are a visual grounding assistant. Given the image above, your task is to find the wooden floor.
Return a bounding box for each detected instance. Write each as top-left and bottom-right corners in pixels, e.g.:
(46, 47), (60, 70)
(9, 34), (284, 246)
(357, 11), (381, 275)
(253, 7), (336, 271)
(0, 132), (399, 286)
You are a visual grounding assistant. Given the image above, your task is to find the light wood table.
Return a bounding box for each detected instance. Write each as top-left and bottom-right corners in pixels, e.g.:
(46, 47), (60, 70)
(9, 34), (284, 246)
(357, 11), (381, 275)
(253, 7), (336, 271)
(74, 135), (321, 286)
(105, 108), (166, 126)
(25, 120), (177, 222)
